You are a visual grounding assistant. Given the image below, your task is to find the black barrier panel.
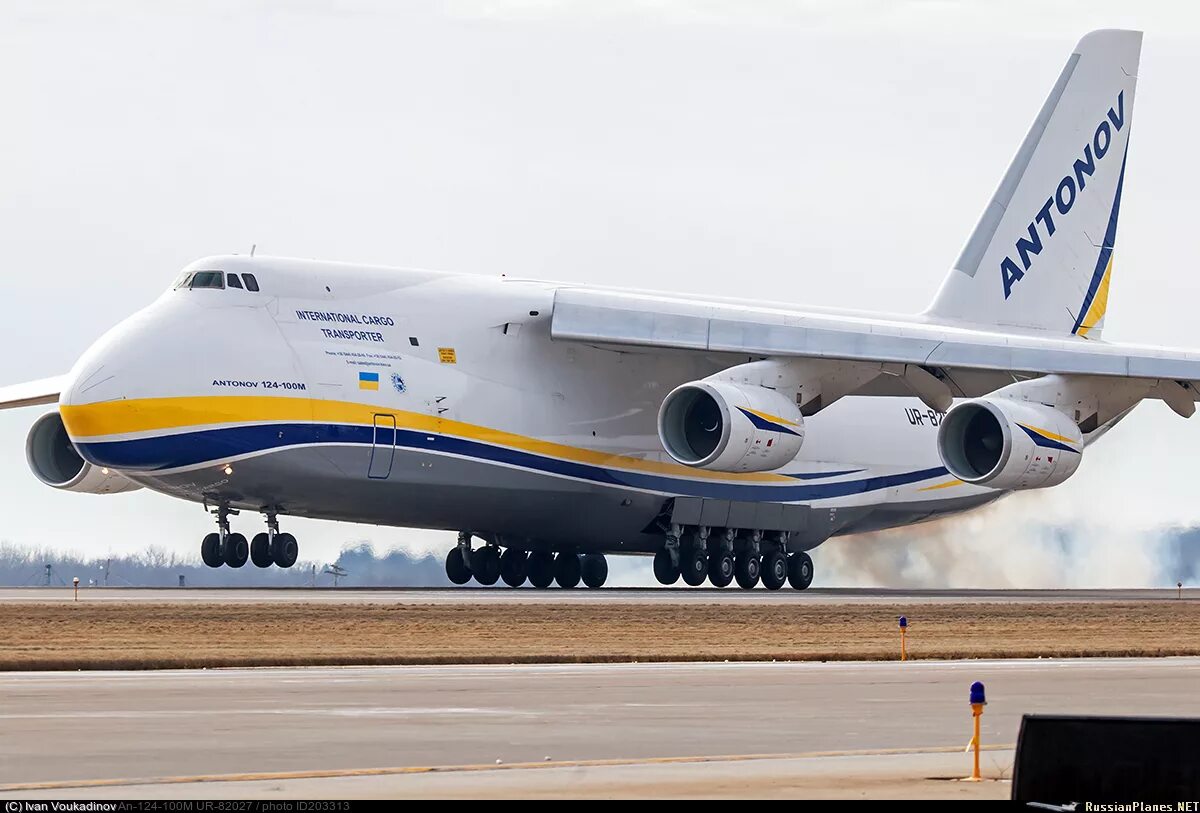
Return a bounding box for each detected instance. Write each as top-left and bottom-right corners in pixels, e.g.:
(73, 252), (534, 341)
(1013, 714), (1200, 802)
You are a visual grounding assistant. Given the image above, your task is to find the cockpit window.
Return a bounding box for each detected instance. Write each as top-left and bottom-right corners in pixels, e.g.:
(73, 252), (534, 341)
(226, 273), (244, 289)
(242, 273), (260, 292)
(188, 271), (225, 289)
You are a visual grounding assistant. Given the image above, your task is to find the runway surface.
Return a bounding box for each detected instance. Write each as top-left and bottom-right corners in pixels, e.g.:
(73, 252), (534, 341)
(2, 657), (1197, 797)
(2, 586), (1195, 604)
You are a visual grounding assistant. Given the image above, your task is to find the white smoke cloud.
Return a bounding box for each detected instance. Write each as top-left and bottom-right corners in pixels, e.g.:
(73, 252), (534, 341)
(817, 491), (1181, 589)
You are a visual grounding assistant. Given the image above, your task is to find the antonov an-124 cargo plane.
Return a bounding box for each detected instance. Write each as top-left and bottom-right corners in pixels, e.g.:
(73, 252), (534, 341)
(1, 30), (1190, 589)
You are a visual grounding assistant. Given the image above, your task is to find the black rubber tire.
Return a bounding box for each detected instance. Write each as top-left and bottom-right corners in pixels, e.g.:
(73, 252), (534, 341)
(223, 532), (248, 568)
(250, 533), (273, 568)
(581, 554), (608, 589)
(734, 552), (761, 589)
(554, 552), (581, 589)
(471, 546), (501, 586)
(201, 532), (223, 568)
(527, 551), (555, 589)
(680, 546), (708, 587)
(445, 547), (472, 585)
(761, 550), (787, 590)
(652, 549), (680, 585)
(499, 548), (528, 588)
(708, 551), (734, 588)
(273, 532), (299, 568)
(788, 551), (814, 590)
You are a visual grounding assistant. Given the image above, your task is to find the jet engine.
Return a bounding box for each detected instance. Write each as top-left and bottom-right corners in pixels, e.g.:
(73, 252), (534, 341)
(25, 412), (141, 494)
(657, 380), (805, 473)
(936, 398), (1083, 491)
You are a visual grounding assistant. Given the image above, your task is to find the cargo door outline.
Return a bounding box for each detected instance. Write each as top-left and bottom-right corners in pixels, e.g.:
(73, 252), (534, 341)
(368, 414), (396, 479)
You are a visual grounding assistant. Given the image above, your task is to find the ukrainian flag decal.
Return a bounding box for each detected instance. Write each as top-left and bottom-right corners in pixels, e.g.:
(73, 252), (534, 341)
(358, 372), (380, 390)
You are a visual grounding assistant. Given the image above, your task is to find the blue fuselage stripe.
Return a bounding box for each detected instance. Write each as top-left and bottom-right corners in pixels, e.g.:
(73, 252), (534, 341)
(74, 423), (948, 503)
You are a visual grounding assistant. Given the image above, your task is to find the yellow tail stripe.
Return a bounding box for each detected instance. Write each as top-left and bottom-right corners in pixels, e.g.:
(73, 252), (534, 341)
(1076, 256), (1112, 338)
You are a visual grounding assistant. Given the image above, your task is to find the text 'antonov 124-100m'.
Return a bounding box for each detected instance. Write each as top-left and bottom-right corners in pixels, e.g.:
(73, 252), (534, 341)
(4, 30), (1195, 590)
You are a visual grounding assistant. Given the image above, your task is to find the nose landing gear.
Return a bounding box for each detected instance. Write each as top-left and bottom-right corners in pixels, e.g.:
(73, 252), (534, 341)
(200, 506), (299, 569)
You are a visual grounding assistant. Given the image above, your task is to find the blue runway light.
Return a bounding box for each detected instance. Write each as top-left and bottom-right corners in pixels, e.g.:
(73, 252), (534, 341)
(970, 681), (987, 705)
(898, 615), (908, 629)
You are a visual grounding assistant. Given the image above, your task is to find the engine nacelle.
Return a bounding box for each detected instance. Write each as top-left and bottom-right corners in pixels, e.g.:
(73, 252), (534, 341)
(657, 380), (805, 472)
(25, 412), (141, 494)
(936, 398), (1083, 491)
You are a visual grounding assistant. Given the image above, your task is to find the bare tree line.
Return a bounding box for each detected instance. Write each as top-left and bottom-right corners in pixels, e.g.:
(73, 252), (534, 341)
(0, 541), (449, 588)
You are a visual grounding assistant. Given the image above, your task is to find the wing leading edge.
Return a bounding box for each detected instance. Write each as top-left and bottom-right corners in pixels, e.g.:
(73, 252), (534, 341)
(0, 376), (66, 410)
(550, 288), (1200, 389)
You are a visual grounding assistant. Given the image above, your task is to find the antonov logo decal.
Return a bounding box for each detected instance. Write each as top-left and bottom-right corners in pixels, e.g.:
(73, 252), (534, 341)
(1001, 90), (1126, 299)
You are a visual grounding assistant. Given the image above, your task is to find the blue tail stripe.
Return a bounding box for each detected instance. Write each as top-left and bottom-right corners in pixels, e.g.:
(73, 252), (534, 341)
(1071, 144), (1127, 335)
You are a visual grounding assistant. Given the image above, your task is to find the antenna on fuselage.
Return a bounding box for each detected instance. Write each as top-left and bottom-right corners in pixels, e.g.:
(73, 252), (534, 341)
(250, 244), (257, 257)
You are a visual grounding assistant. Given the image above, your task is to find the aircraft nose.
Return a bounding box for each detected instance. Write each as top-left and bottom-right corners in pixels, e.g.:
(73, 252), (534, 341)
(56, 316), (141, 461)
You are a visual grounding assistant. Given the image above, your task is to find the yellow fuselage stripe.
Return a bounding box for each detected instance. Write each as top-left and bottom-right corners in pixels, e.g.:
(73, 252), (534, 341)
(918, 479), (963, 492)
(59, 395), (799, 483)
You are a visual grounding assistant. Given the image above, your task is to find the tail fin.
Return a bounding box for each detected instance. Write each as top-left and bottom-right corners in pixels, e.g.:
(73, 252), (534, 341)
(927, 30), (1140, 339)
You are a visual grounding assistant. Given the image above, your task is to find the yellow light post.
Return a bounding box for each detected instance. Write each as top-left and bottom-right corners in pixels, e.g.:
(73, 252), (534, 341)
(967, 680), (986, 781)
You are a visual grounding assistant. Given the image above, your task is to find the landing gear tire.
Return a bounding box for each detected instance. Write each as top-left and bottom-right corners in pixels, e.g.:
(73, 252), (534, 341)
(250, 533), (273, 568)
(445, 547), (472, 585)
(708, 551), (734, 588)
(273, 532), (299, 568)
(554, 553), (581, 589)
(471, 546), (501, 586)
(734, 552), (761, 589)
(680, 547), (708, 587)
(500, 548), (529, 588)
(528, 551), (555, 589)
(581, 554), (608, 589)
(761, 550), (787, 590)
(201, 533), (223, 568)
(788, 551), (814, 590)
(224, 532), (249, 568)
(653, 549), (680, 585)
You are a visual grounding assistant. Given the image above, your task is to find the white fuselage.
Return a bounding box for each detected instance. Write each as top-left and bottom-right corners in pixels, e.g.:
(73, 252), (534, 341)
(57, 255), (1000, 554)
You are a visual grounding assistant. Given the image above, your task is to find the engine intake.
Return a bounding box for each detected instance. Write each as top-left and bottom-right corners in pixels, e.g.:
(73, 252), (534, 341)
(936, 398), (1082, 490)
(658, 380), (805, 472)
(26, 412), (141, 494)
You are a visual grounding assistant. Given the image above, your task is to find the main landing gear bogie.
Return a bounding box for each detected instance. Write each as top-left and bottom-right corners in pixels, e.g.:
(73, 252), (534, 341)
(201, 507), (299, 569)
(447, 534), (608, 589)
(655, 525), (817, 591)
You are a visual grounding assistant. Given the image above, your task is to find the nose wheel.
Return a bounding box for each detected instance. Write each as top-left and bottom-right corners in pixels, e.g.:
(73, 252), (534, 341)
(201, 507), (299, 569)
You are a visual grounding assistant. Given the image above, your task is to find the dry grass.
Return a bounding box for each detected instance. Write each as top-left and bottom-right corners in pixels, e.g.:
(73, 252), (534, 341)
(4, 600), (1200, 670)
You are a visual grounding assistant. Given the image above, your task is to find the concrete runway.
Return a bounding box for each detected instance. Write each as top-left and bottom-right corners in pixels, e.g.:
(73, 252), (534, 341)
(2, 657), (1197, 798)
(2, 586), (1195, 604)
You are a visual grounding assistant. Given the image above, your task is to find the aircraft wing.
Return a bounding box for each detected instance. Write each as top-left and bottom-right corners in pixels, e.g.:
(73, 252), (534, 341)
(550, 288), (1200, 399)
(0, 376), (66, 410)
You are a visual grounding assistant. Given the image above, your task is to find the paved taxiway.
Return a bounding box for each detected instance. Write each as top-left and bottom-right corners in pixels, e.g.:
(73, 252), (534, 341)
(2, 586), (1194, 604)
(1, 658), (1196, 797)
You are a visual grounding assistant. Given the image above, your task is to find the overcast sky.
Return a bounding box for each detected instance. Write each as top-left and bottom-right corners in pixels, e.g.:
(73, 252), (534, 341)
(3, 1), (1200, 583)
